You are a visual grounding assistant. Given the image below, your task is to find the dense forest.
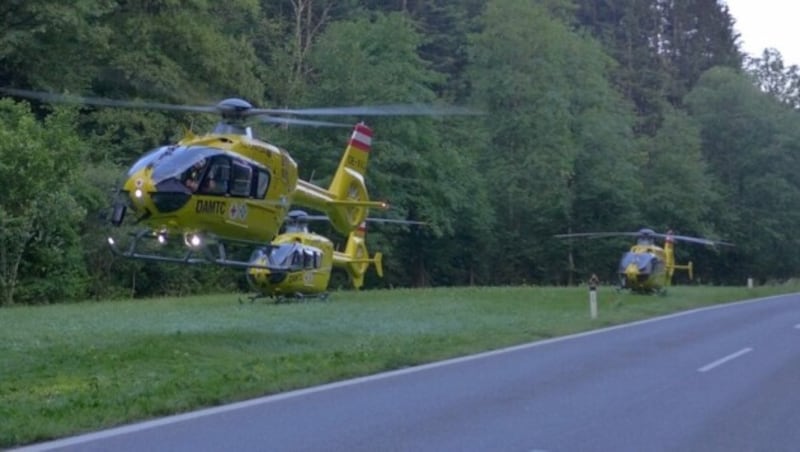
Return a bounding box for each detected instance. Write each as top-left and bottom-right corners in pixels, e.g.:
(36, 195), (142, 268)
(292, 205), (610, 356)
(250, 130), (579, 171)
(2, 0), (800, 304)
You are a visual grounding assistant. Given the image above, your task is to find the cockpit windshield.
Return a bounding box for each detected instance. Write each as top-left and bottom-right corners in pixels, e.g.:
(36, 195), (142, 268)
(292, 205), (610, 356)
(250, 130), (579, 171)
(127, 146), (170, 177)
(267, 243), (303, 269)
(619, 252), (653, 272)
(128, 145), (222, 182)
(148, 146), (222, 183)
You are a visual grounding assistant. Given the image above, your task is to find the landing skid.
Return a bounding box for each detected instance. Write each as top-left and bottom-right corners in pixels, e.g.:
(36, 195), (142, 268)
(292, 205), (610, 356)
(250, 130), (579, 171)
(615, 284), (666, 296)
(239, 291), (330, 304)
(107, 228), (280, 270)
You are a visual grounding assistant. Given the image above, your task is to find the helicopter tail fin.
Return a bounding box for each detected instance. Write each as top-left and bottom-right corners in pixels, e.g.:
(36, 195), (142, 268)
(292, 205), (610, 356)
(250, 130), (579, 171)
(333, 222), (383, 289)
(293, 123), (387, 234)
(326, 123), (385, 233)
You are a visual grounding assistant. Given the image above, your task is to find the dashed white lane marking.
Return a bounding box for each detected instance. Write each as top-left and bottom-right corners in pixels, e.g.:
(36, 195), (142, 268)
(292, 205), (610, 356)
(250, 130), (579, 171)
(698, 347), (753, 373)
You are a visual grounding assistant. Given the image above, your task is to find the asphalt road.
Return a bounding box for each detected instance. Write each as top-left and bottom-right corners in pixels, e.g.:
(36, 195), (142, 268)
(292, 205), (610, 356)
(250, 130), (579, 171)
(16, 293), (800, 452)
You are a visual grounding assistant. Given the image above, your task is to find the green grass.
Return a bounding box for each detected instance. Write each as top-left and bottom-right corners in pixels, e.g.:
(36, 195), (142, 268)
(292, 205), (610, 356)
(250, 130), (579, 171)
(1, 284), (798, 447)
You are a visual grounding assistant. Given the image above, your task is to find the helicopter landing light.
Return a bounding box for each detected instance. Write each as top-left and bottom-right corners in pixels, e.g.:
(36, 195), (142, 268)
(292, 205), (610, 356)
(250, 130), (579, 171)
(157, 233), (167, 245)
(184, 233), (203, 248)
(107, 237), (115, 246)
(134, 188), (143, 199)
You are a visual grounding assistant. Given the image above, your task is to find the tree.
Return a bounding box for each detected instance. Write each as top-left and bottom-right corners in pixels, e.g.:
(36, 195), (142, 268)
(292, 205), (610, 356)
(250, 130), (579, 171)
(686, 66), (800, 282)
(574, 0), (670, 135)
(468, 0), (640, 284)
(659, 0), (742, 103)
(745, 48), (800, 109)
(303, 12), (489, 286)
(79, 0), (268, 162)
(0, 0), (112, 90)
(0, 100), (86, 304)
(574, 0), (742, 135)
(638, 106), (716, 231)
(256, 0), (358, 106)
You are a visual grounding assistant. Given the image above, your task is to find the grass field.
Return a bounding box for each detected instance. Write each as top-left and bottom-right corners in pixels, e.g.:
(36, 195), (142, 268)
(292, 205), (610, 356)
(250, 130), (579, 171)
(1, 283), (798, 447)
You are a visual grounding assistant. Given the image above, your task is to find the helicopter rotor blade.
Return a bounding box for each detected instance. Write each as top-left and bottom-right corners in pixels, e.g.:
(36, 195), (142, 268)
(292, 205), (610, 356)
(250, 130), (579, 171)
(661, 234), (735, 247)
(0, 87), (219, 113)
(248, 104), (482, 117)
(554, 232), (640, 240)
(1, 87), (481, 119)
(555, 231), (734, 247)
(362, 218), (427, 225)
(307, 216), (426, 226)
(256, 115), (353, 128)
(294, 212), (425, 226)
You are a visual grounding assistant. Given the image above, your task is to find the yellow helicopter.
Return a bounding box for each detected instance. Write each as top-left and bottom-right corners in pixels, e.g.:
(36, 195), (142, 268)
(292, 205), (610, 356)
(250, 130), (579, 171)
(556, 228), (733, 294)
(244, 210), (381, 301)
(245, 209), (424, 301)
(0, 88), (473, 268)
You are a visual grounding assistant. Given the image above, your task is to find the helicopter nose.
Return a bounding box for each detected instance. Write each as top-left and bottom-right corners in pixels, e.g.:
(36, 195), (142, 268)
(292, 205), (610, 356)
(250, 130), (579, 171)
(624, 263), (639, 280)
(125, 180), (192, 214)
(148, 179), (191, 213)
(124, 167), (193, 214)
(268, 272), (287, 284)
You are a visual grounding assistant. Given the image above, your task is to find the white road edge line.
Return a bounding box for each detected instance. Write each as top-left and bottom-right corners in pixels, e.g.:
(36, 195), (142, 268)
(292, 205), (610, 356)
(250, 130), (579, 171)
(12, 292), (797, 452)
(698, 347), (753, 373)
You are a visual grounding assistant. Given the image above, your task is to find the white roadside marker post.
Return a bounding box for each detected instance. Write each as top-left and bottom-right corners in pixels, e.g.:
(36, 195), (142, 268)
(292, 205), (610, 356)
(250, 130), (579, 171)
(588, 273), (599, 319)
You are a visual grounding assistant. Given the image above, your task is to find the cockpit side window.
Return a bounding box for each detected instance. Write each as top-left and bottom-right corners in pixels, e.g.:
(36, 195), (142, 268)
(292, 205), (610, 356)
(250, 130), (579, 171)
(197, 157), (231, 195)
(182, 158), (209, 193)
(230, 160), (253, 197)
(256, 169), (270, 198)
(291, 250), (303, 270)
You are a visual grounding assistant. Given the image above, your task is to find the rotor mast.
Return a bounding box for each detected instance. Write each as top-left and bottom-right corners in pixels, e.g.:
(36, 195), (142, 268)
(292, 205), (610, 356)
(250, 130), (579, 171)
(212, 98), (255, 137)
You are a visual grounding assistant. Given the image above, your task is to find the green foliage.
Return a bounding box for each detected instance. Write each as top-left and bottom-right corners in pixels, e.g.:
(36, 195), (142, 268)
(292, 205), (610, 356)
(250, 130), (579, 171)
(302, 12), (488, 286)
(574, 0), (741, 134)
(0, 0), (114, 89)
(468, 0), (640, 283)
(0, 0), (794, 299)
(308, 13), (442, 104)
(638, 106), (716, 231)
(686, 66), (800, 281)
(0, 100), (86, 304)
(660, 0), (743, 100)
(93, 1), (265, 102)
(745, 48), (800, 109)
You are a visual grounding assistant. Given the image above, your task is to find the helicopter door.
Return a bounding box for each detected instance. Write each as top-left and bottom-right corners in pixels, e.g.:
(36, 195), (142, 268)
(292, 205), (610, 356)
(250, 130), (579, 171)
(651, 258), (663, 274)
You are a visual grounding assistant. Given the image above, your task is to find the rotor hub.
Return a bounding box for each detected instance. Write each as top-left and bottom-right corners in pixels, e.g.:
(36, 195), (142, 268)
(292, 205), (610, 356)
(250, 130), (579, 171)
(216, 98), (253, 120)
